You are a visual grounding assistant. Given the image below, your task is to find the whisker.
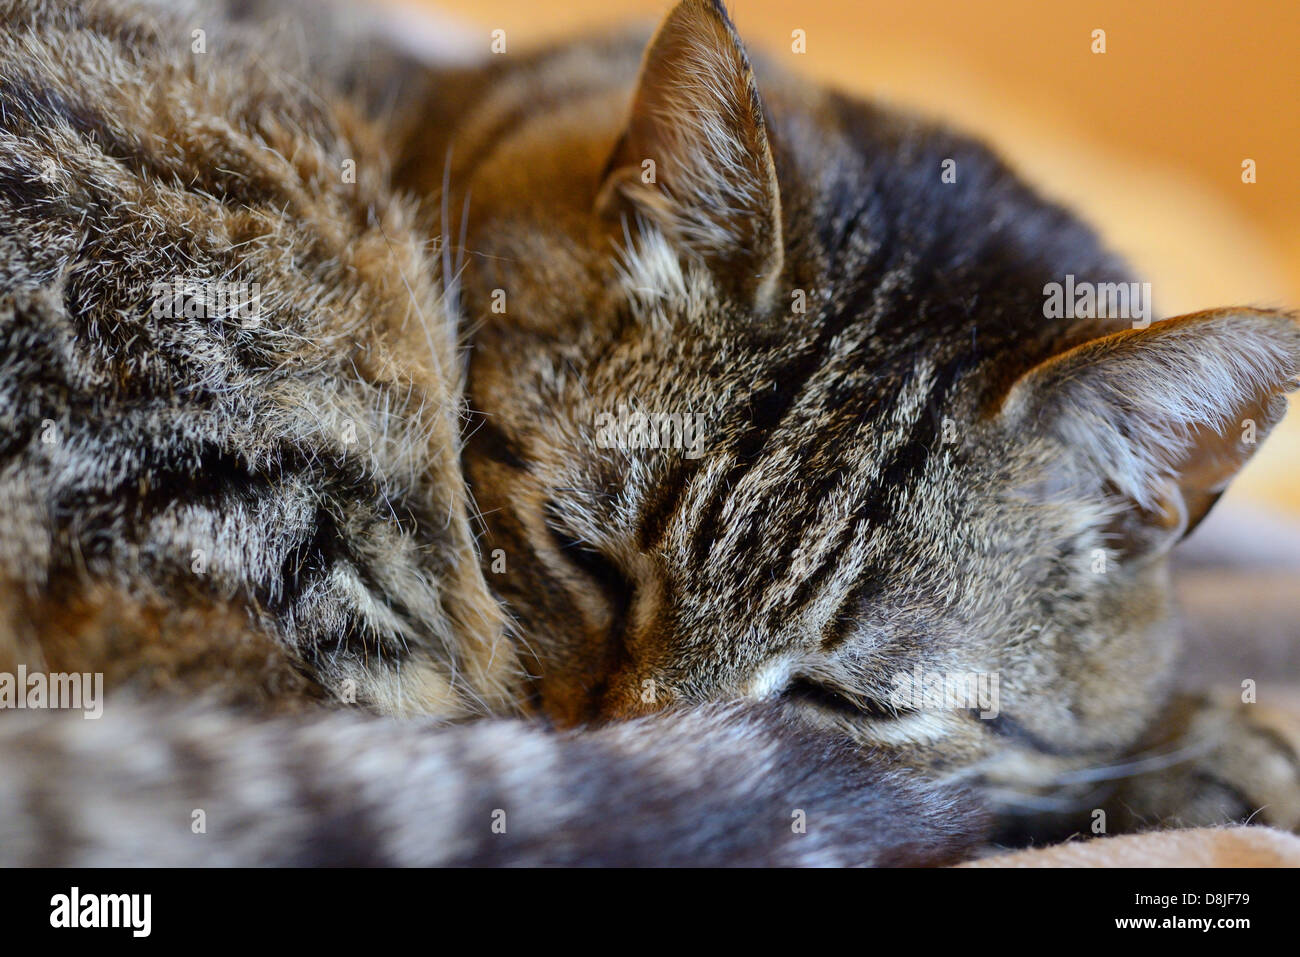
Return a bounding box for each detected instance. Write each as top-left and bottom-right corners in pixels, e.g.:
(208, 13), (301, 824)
(1048, 736), (1218, 786)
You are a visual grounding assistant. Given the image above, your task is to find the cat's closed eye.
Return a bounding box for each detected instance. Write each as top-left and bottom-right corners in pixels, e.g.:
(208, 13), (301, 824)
(543, 507), (637, 621)
(781, 675), (907, 722)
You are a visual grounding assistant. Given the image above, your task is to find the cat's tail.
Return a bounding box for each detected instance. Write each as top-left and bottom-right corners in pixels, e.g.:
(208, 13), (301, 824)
(0, 701), (985, 866)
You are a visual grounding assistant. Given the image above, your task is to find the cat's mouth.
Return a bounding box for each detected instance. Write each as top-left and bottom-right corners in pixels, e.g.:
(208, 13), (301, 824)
(781, 677), (910, 723)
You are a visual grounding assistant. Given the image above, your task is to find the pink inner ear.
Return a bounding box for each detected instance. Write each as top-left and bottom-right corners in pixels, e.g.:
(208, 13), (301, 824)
(1000, 309), (1300, 557)
(1175, 392), (1276, 534)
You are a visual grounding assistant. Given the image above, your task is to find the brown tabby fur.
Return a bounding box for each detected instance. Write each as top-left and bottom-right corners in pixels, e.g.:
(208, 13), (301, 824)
(0, 0), (1297, 864)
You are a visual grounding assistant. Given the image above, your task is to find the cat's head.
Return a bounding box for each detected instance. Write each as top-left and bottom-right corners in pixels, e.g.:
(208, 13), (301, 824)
(459, 0), (1300, 781)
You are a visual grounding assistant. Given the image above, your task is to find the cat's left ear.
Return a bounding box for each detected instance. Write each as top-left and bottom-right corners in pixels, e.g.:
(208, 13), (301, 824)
(596, 0), (783, 304)
(1001, 309), (1300, 558)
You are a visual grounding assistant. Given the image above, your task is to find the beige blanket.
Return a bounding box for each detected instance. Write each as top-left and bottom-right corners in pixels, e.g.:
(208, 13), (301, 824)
(967, 827), (1300, 867)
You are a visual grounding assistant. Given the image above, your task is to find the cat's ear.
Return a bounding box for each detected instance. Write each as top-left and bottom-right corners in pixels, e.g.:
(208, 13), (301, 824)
(1001, 309), (1300, 558)
(596, 0), (783, 304)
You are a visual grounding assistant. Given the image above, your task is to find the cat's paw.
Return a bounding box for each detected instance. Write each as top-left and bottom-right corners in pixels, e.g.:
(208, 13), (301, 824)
(1191, 696), (1300, 831)
(1110, 693), (1300, 832)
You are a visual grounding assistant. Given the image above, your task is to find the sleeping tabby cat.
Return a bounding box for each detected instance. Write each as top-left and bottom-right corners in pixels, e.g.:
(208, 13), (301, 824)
(0, 0), (1296, 865)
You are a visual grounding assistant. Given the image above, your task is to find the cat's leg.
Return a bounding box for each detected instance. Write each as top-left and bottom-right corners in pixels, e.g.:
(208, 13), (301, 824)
(0, 702), (986, 866)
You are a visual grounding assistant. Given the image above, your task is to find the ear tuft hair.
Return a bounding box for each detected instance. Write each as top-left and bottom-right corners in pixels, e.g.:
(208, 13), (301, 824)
(596, 0), (783, 304)
(1002, 309), (1300, 549)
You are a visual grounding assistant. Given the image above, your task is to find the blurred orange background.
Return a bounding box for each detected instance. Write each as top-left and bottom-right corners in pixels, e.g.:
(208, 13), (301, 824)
(395, 0), (1300, 513)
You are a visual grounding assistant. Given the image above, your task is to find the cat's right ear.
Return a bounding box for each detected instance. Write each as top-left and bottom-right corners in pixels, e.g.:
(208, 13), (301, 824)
(1000, 309), (1300, 559)
(595, 0), (783, 305)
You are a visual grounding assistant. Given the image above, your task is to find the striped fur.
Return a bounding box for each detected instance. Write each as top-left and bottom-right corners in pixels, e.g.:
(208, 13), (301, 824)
(0, 0), (513, 716)
(0, 701), (983, 866)
(417, 0), (1300, 827)
(0, 0), (1298, 865)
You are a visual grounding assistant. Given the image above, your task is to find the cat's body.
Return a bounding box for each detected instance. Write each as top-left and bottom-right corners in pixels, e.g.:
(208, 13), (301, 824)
(0, 0), (518, 718)
(0, 0), (1297, 865)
